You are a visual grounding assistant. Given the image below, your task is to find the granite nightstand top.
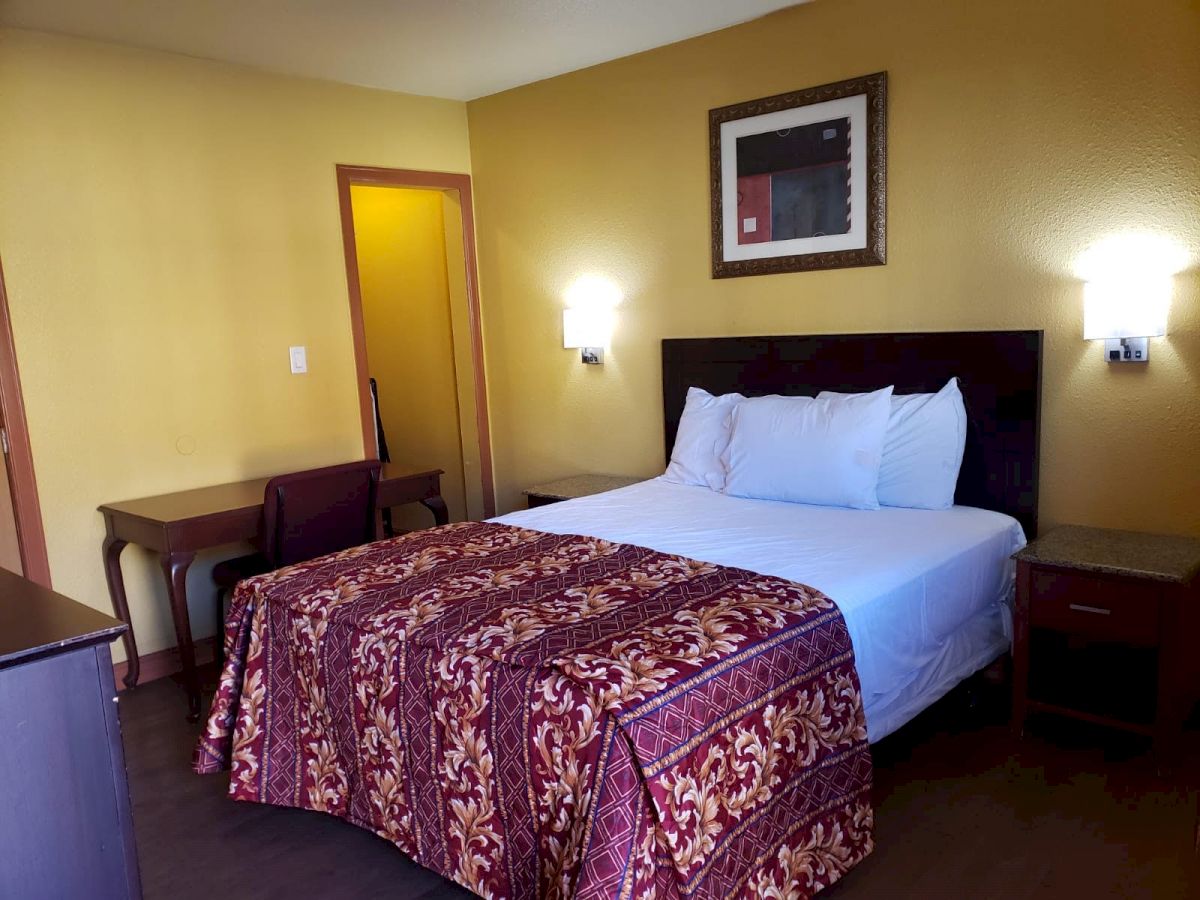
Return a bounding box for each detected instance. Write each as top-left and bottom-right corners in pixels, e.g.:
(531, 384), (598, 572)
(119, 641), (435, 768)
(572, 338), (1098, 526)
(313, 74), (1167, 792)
(522, 474), (644, 501)
(1014, 525), (1200, 584)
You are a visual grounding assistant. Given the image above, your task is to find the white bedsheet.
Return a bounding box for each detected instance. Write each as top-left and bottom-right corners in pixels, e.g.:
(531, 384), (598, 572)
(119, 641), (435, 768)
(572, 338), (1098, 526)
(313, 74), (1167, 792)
(494, 478), (1026, 742)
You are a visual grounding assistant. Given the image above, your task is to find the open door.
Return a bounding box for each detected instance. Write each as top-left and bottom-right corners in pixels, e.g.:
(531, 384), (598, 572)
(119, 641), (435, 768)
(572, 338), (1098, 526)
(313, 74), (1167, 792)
(336, 165), (495, 522)
(0, 256), (51, 584)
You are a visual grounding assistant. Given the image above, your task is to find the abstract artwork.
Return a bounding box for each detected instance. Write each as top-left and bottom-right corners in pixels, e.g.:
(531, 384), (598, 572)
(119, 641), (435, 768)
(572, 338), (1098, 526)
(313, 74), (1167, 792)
(710, 72), (887, 277)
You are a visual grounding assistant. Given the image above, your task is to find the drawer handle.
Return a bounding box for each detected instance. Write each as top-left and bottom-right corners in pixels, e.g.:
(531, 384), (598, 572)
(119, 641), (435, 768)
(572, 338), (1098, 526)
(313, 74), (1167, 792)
(1068, 603), (1111, 616)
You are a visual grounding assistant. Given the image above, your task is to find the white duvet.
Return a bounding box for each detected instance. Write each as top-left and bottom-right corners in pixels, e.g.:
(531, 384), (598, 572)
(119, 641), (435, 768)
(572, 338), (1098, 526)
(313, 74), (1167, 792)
(495, 477), (1026, 742)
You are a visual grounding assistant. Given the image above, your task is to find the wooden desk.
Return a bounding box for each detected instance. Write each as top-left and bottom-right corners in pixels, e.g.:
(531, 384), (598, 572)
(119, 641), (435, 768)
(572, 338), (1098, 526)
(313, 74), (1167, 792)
(0, 569), (141, 898)
(100, 463), (446, 721)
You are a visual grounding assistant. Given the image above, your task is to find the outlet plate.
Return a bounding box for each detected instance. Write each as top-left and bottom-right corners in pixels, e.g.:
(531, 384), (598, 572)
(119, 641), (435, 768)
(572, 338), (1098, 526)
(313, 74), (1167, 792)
(1103, 337), (1148, 363)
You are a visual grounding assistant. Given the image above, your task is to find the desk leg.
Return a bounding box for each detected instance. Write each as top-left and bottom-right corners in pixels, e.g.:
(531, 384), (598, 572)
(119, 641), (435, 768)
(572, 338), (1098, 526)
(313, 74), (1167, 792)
(421, 495), (449, 526)
(160, 550), (201, 722)
(102, 532), (140, 689)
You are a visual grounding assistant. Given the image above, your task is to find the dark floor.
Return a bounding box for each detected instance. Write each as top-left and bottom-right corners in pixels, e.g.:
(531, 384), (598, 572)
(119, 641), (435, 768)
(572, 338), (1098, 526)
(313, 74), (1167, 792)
(119, 679), (1200, 899)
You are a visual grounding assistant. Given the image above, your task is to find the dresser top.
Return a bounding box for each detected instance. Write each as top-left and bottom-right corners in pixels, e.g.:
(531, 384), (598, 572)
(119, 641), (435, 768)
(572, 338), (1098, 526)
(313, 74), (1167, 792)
(523, 474), (644, 501)
(0, 569), (126, 670)
(1014, 525), (1200, 584)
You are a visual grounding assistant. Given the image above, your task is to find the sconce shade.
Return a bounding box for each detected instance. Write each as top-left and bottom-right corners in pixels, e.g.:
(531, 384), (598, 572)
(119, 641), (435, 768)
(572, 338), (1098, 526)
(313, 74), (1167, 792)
(1083, 275), (1170, 340)
(562, 306), (614, 349)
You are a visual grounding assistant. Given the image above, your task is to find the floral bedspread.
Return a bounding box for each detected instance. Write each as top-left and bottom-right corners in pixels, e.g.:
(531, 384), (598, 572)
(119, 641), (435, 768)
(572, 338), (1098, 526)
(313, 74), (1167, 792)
(195, 522), (872, 899)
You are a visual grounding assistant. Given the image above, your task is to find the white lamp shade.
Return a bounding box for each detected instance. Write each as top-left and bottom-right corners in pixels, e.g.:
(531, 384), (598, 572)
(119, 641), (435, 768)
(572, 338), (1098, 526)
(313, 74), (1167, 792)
(1083, 275), (1170, 340)
(562, 306), (614, 349)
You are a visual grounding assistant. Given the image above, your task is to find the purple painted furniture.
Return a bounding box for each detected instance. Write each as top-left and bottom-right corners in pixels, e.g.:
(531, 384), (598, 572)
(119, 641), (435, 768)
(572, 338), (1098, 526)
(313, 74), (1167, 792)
(0, 568), (141, 898)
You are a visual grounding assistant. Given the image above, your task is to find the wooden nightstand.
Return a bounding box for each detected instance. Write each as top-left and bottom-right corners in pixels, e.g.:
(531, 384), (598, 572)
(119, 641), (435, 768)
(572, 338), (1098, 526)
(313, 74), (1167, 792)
(1011, 525), (1200, 760)
(522, 474), (643, 508)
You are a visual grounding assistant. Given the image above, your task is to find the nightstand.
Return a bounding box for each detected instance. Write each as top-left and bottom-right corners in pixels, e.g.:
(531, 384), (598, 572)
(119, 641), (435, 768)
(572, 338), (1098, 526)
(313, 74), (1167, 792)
(522, 474), (643, 508)
(1011, 525), (1200, 760)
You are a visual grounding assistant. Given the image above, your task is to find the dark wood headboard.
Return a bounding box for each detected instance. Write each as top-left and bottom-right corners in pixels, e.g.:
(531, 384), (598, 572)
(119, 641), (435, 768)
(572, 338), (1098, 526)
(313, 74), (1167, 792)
(662, 331), (1043, 537)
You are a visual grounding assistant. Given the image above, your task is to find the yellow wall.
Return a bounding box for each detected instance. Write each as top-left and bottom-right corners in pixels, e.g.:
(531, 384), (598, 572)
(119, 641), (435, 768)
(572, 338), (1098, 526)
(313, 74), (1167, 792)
(0, 29), (471, 659)
(467, 0), (1200, 535)
(351, 185), (468, 528)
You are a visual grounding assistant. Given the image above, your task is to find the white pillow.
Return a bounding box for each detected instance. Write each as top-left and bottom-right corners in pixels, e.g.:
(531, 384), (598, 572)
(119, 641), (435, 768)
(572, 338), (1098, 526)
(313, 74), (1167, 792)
(663, 387), (744, 491)
(722, 387), (893, 510)
(818, 378), (967, 510)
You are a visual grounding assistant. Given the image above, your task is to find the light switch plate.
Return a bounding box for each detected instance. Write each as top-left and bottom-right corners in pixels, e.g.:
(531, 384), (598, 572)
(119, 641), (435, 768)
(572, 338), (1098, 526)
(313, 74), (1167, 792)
(1103, 337), (1148, 363)
(289, 345), (308, 374)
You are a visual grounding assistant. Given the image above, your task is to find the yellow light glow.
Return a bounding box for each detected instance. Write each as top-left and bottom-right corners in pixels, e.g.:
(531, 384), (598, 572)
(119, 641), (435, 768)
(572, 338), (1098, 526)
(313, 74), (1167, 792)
(1074, 232), (1189, 282)
(564, 274), (622, 310)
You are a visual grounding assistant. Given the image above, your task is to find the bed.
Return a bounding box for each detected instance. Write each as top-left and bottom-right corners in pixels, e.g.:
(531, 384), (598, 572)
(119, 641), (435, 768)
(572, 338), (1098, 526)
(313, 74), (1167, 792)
(195, 330), (1042, 900)
(496, 479), (1026, 743)
(643, 330), (1043, 739)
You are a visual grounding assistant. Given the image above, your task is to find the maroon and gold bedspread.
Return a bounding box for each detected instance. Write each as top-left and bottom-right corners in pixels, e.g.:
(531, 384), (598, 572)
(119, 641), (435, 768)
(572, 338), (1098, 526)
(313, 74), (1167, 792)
(195, 522), (872, 899)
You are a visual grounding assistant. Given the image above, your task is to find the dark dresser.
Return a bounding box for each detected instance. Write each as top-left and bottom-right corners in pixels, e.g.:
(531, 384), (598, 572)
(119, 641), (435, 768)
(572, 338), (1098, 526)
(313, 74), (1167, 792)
(0, 568), (142, 899)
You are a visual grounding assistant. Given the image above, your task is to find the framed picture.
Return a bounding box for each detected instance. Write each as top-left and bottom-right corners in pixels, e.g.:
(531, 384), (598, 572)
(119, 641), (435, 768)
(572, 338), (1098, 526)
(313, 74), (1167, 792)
(709, 72), (887, 278)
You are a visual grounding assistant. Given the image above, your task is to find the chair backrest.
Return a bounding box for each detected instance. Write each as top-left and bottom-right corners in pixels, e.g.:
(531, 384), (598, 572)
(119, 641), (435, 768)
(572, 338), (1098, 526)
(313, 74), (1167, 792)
(261, 460), (382, 568)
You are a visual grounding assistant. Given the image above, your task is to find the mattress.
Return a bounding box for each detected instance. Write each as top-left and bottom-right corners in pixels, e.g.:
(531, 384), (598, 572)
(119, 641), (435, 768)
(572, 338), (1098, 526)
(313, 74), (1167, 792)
(495, 477), (1026, 741)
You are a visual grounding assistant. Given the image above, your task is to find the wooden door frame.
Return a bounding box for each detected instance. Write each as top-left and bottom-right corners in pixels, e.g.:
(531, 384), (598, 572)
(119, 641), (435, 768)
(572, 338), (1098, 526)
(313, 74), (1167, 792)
(335, 164), (495, 519)
(0, 256), (51, 586)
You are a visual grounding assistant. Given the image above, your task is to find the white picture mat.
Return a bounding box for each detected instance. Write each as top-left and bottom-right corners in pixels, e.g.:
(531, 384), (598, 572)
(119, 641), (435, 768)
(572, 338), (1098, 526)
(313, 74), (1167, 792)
(721, 92), (868, 262)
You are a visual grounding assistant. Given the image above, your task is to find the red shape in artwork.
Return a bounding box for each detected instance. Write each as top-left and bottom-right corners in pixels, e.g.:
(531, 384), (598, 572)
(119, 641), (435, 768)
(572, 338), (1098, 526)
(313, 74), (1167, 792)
(736, 174), (772, 244)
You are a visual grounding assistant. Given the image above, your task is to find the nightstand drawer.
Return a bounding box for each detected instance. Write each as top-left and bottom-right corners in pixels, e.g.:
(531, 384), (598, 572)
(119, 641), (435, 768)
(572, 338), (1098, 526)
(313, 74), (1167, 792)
(1030, 570), (1159, 645)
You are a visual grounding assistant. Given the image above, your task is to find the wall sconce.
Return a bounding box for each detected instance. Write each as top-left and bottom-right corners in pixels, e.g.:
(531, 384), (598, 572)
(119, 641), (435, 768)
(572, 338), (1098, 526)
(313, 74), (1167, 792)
(562, 274), (620, 365)
(562, 306), (613, 364)
(1083, 275), (1170, 362)
(1077, 233), (1186, 364)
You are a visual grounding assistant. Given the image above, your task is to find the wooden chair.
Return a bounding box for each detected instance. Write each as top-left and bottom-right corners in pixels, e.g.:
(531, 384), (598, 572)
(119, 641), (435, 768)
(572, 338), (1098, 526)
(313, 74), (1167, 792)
(212, 460), (382, 662)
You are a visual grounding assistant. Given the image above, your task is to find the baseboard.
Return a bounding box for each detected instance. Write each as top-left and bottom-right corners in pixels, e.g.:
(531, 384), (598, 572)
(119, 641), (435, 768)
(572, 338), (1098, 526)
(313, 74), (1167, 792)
(113, 637), (218, 689)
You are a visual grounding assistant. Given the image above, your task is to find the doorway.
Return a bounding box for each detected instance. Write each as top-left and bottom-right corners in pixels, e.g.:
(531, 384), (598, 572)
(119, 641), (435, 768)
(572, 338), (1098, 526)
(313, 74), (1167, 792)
(336, 165), (494, 524)
(0, 256), (50, 584)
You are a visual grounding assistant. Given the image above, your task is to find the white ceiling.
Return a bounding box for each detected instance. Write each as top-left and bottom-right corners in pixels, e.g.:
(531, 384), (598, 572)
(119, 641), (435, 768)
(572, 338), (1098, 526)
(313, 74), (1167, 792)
(0, 0), (805, 101)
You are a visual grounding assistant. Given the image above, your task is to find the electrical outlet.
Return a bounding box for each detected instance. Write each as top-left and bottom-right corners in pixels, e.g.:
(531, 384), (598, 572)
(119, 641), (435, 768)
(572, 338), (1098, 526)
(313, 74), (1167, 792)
(1103, 337), (1148, 363)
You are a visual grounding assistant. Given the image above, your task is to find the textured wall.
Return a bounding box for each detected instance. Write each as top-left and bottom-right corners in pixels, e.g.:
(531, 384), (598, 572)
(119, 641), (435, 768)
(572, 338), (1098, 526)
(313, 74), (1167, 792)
(467, 0), (1200, 535)
(0, 29), (470, 658)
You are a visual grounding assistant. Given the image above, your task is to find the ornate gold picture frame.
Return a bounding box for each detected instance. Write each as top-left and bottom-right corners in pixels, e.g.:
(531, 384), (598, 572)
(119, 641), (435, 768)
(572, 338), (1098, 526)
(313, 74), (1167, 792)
(710, 72), (888, 278)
